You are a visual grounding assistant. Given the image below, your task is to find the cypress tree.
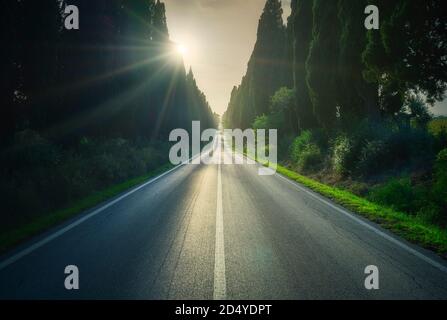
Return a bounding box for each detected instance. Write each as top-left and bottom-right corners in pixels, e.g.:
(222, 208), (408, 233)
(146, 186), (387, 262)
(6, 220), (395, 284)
(290, 0), (317, 131)
(306, 0), (340, 131)
(225, 0), (287, 129)
(363, 0), (447, 116)
(337, 0), (379, 125)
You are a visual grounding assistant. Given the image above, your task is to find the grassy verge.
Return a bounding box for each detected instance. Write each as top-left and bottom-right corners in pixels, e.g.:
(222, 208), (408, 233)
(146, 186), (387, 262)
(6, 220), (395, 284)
(0, 163), (173, 255)
(275, 164), (447, 257)
(231, 148), (446, 256)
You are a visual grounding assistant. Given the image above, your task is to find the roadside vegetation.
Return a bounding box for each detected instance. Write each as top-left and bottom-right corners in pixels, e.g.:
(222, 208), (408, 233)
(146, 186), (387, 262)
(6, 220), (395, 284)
(225, 1), (447, 256)
(0, 2), (217, 253)
(251, 89), (447, 256)
(0, 130), (171, 253)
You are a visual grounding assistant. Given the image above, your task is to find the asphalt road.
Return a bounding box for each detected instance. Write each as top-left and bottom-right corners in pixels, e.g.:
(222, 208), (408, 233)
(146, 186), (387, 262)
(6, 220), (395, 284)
(1, 134), (447, 299)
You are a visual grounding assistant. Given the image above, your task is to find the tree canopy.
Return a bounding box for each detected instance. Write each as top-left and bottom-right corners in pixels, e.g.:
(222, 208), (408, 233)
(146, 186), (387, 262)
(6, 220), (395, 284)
(0, 0), (215, 145)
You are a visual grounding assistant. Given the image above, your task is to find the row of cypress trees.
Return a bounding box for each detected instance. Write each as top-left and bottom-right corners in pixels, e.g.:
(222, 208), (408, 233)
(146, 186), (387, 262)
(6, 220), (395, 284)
(224, 0), (446, 133)
(0, 0), (216, 146)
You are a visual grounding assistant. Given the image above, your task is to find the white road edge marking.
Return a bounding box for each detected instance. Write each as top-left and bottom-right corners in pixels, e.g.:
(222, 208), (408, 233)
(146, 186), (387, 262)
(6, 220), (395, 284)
(213, 137), (227, 300)
(0, 154), (201, 272)
(274, 173), (447, 274)
(237, 150), (447, 274)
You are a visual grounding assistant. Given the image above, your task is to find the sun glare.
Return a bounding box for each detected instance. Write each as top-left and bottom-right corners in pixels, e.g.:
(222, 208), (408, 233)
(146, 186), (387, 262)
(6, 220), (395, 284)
(176, 44), (188, 56)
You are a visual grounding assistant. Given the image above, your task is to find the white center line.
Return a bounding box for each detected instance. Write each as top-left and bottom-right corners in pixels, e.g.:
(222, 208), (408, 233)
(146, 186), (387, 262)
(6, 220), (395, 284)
(213, 136), (227, 300)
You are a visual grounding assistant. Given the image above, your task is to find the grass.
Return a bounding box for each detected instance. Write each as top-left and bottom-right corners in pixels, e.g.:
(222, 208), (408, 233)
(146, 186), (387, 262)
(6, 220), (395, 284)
(275, 164), (447, 257)
(227, 147), (447, 257)
(429, 117), (447, 136)
(0, 163), (173, 254)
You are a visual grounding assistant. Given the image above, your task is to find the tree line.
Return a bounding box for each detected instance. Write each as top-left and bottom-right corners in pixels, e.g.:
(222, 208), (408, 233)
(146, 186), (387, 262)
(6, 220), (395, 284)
(223, 0), (446, 133)
(224, 0), (447, 227)
(0, 0), (216, 241)
(1, 0), (216, 146)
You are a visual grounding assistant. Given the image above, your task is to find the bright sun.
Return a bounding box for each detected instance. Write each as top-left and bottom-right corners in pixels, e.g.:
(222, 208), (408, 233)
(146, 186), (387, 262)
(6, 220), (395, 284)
(176, 44), (188, 56)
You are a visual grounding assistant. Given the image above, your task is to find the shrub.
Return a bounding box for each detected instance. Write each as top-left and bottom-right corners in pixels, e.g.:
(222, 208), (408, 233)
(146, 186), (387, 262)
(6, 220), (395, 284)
(332, 134), (357, 176)
(331, 121), (435, 177)
(298, 144), (323, 171)
(0, 135), (169, 234)
(417, 204), (444, 226)
(432, 149), (447, 218)
(291, 131), (313, 160)
(368, 178), (416, 214)
(253, 115), (269, 130)
(428, 118), (447, 136)
(290, 131), (323, 171)
(3, 130), (61, 169)
(386, 127), (433, 167)
(434, 129), (447, 152)
(356, 140), (388, 175)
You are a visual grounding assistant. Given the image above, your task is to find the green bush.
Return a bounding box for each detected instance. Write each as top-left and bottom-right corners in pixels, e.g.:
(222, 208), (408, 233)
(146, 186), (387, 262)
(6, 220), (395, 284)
(291, 131), (313, 158)
(0, 131), (169, 234)
(329, 120), (435, 177)
(332, 134), (357, 176)
(357, 140), (388, 175)
(298, 144), (323, 171)
(363, 150), (447, 225)
(253, 115), (269, 130)
(368, 178), (417, 214)
(386, 127), (433, 167)
(290, 131), (323, 171)
(432, 149), (447, 221)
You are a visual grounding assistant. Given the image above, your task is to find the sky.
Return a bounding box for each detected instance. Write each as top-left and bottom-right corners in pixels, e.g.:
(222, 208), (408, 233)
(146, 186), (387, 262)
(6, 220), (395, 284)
(163, 0), (446, 117)
(164, 0), (292, 116)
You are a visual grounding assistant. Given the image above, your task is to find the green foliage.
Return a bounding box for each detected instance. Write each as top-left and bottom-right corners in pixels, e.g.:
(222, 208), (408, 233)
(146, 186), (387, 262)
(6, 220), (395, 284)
(432, 149), (447, 213)
(253, 115), (270, 130)
(291, 131), (313, 158)
(0, 131), (169, 234)
(332, 135), (356, 176)
(363, 0), (447, 114)
(337, 0), (379, 122)
(0, 163), (172, 254)
(329, 120), (434, 177)
(252, 87), (297, 137)
(362, 148), (447, 226)
(224, 0), (289, 129)
(227, 0), (447, 248)
(270, 87), (295, 114)
(306, 0), (340, 130)
(368, 178), (419, 214)
(357, 140), (388, 175)
(407, 96), (433, 130)
(290, 131), (323, 171)
(385, 126), (434, 168)
(1, 0), (216, 143)
(429, 118), (447, 152)
(289, 0), (317, 131)
(429, 118), (447, 136)
(276, 165), (447, 255)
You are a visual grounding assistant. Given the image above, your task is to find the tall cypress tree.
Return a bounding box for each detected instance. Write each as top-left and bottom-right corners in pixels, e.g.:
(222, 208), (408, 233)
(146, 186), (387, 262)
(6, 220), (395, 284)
(363, 0), (447, 116)
(152, 0), (170, 42)
(306, 0), (340, 131)
(290, 0), (317, 131)
(337, 0), (379, 125)
(225, 0), (287, 129)
(251, 0), (287, 117)
(0, 1), (24, 142)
